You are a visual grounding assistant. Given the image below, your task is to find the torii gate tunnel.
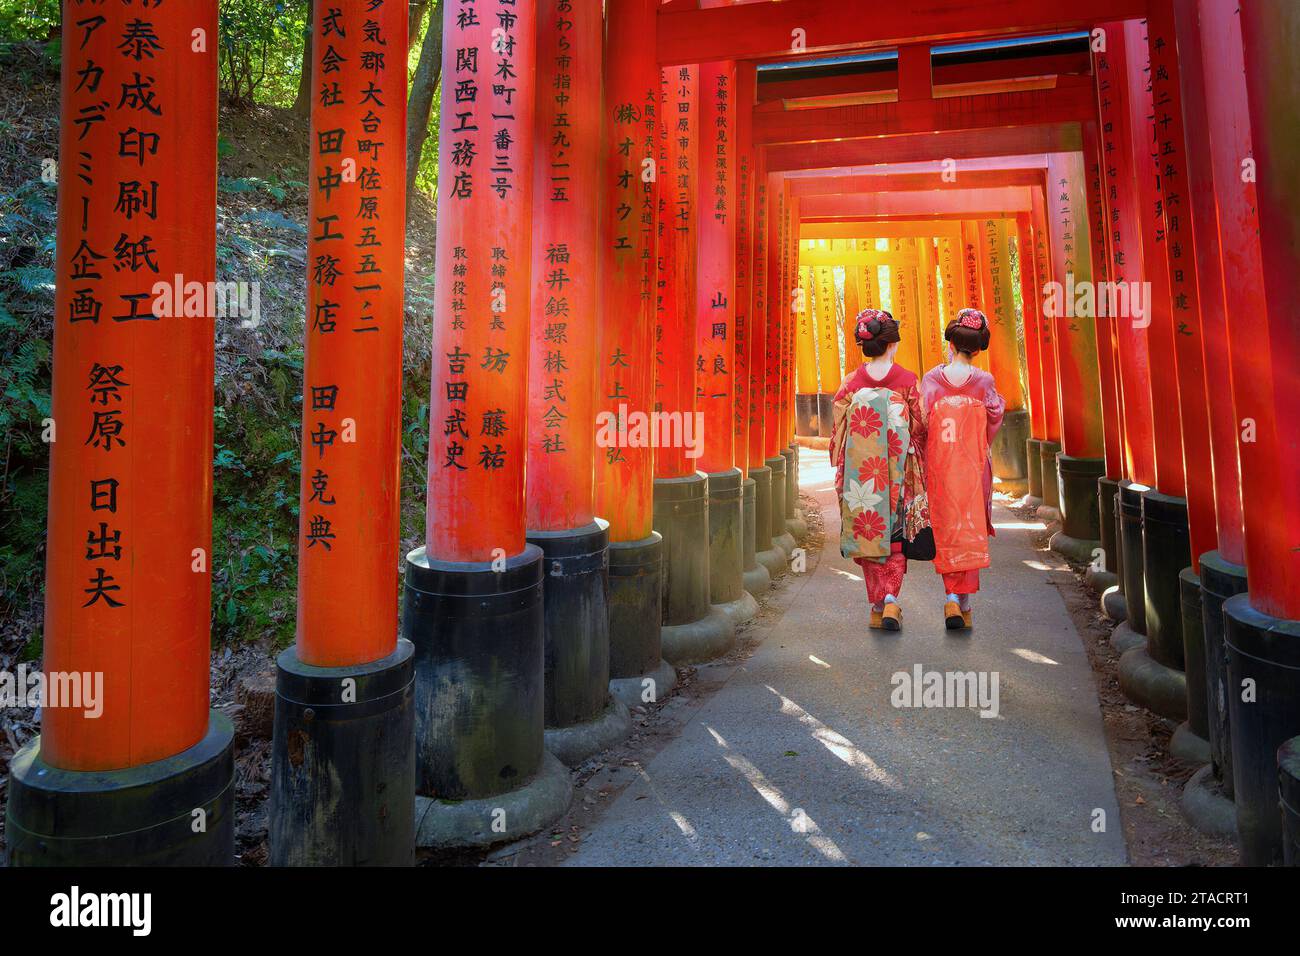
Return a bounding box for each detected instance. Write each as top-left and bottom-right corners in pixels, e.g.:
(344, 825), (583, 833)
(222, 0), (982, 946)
(9, 0), (1300, 869)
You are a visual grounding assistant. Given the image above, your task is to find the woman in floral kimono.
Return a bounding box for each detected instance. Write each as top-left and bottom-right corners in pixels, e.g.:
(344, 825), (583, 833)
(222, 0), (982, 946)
(831, 310), (926, 631)
(921, 309), (1006, 630)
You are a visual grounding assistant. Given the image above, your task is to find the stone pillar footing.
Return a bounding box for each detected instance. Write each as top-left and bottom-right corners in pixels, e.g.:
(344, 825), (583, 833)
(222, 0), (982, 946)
(544, 697), (632, 767)
(608, 658), (678, 711)
(991, 408), (1030, 497)
(795, 394), (818, 436)
(1199, 550), (1248, 800)
(1279, 737), (1300, 866)
(414, 751), (572, 850)
(1057, 454), (1104, 542)
(1170, 722), (1211, 765)
(1118, 480), (1148, 635)
(1180, 764), (1237, 840)
(607, 532), (665, 686)
(1223, 593), (1300, 866)
(661, 604), (736, 665)
(1039, 440), (1062, 511)
(1102, 585), (1128, 623)
(816, 394), (835, 438)
(1026, 437), (1044, 500)
(1097, 475), (1122, 584)
(706, 468), (746, 607)
(403, 545), (568, 849)
(1141, 490), (1190, 673)
(741, 477), (770, 597)
(1110, 621), (1145, 654)
(5, 713), (236, 866)
(654, 474), (710, 628)
(1118, 643), (1187, 722)
(1049, 531), (1100, 567)
(528, 522), (612, 731)
(269, 641), (415, 866)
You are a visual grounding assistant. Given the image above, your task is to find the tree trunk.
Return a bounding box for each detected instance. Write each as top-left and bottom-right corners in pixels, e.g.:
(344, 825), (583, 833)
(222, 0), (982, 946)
(408, 1), (429, 54)
(291, 2), (314, 119)
(406, 0), (444, 216)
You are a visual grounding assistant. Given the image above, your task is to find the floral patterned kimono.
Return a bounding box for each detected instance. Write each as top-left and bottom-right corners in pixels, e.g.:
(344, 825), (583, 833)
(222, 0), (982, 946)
(831, 362), (926, 606)
(920, 365), (1005, 594)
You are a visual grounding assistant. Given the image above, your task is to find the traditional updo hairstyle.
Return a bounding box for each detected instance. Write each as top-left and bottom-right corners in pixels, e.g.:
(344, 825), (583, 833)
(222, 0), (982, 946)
(855, 308), (901, 358)
(944, 308), (991, 356)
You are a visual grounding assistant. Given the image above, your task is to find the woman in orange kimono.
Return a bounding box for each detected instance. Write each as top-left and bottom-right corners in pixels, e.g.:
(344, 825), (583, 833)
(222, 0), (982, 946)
(831, 310), (926, 631)
(921, 309), (1005, 630)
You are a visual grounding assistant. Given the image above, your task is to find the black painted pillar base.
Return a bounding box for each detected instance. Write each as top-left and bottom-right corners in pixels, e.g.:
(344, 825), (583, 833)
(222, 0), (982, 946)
(816, 394), (835, 438)
(1223, 593), (1300, 865)
(269, 640), (415, 866)
(1142, 490), (1190, 671)
(606, 532), (676, 712)
(1038, 440), (1062, 517)
(1118, 480), (1148, 635)
(654, 473), (735, 666)
(403, 545), (571, 849)
(1178, 567), (1210, 748)
(782, 446), (807, 543)
(1025, 437), (1044, 504)
(742, 476), (771, 597)
(1052, 454), (1104, 561)
(795, 394), (818, 436)
(1200, 549), (1248, 798)
(766, 455), (795, 557)
(1280, 737), (1300, 866)
(1088, 475), (1122, 594)
(991, 408), (1030, 497)
(6, 712), (235, 866)
(708, 468), (758, 626)
(752, 465), (785, 580)
(527, 521), (612, 728)
(529, 521), (631, 767)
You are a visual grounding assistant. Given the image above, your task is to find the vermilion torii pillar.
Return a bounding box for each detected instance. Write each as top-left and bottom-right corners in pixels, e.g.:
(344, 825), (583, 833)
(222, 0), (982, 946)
(1113, 17), (1194, 727)
(597, 0), (676, 714)
(1225, 0), (1300, 866)
(696, 52), (758, 628)
(749, 160), (785, 581)
(734, 63), (771, 597)
(525, 0), (631, 764)
(654, 63), (735, 665)
(1029, 187), (1063, 518)
(811, 261), (841, 436)
(1043, 150), (1107, 564)
(1016, 213), (1048, 505)
(7, 1), (234, 867)
(1080, 119), (1125, 597)
(1180, 0), (1254, 821)
(404, 0), (571, 851)
(784, 187), (807, 542)
(765, 171), (796, 558)
(269, 0), (414, 867)
(977, 218), (1030, 497)
(1093, 20), (1156, 634)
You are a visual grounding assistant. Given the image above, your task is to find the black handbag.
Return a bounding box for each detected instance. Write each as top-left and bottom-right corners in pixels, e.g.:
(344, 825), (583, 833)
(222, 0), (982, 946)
(903, 524), (936, 562)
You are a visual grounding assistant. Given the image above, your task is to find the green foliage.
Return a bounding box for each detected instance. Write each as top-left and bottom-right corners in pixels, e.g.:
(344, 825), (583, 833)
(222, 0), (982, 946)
(0, 0), (59, 43)
(218, 0), (307, 106)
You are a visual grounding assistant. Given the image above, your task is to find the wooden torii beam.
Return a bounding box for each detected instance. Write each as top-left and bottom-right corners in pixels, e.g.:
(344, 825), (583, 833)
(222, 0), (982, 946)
(798, 188), (1034, 219)
(656, 0), (1148, 65)
(757, 49), (1091, 104)
(754, 81), (1096, 145)
(801, 221), (965, 240)
(765, 124), (1082, 172)
(787, 168), (1047, 196)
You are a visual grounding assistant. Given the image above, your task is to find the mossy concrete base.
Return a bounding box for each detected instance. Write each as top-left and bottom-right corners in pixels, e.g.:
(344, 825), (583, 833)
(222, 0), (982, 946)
(1050, 531), (1100, 566)
(756, 545), (786, 580)
(716, 589), (759, 628)
(544, 697), (631, 767)
(1170, 721), (1211, 765)
(414, 750), (572, 850)
(1110, 621), (1145, 654)
(1180, 764), (1237, 840)
(773, 530), (797, 555)
(786, 515), (808, 543)
(1119, 643), (1188, 722)
(1024, 495), (1043, 509)
(661, 604), (736, 665)
(608, 658), (678, 710)
(1102, 585), (1128, 623)
(1085, 565), (1120, 593)
(743, 562), (772, 598)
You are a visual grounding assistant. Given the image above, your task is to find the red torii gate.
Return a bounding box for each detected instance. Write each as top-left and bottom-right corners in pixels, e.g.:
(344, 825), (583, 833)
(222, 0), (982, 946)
(14, 0), (1300, 871)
